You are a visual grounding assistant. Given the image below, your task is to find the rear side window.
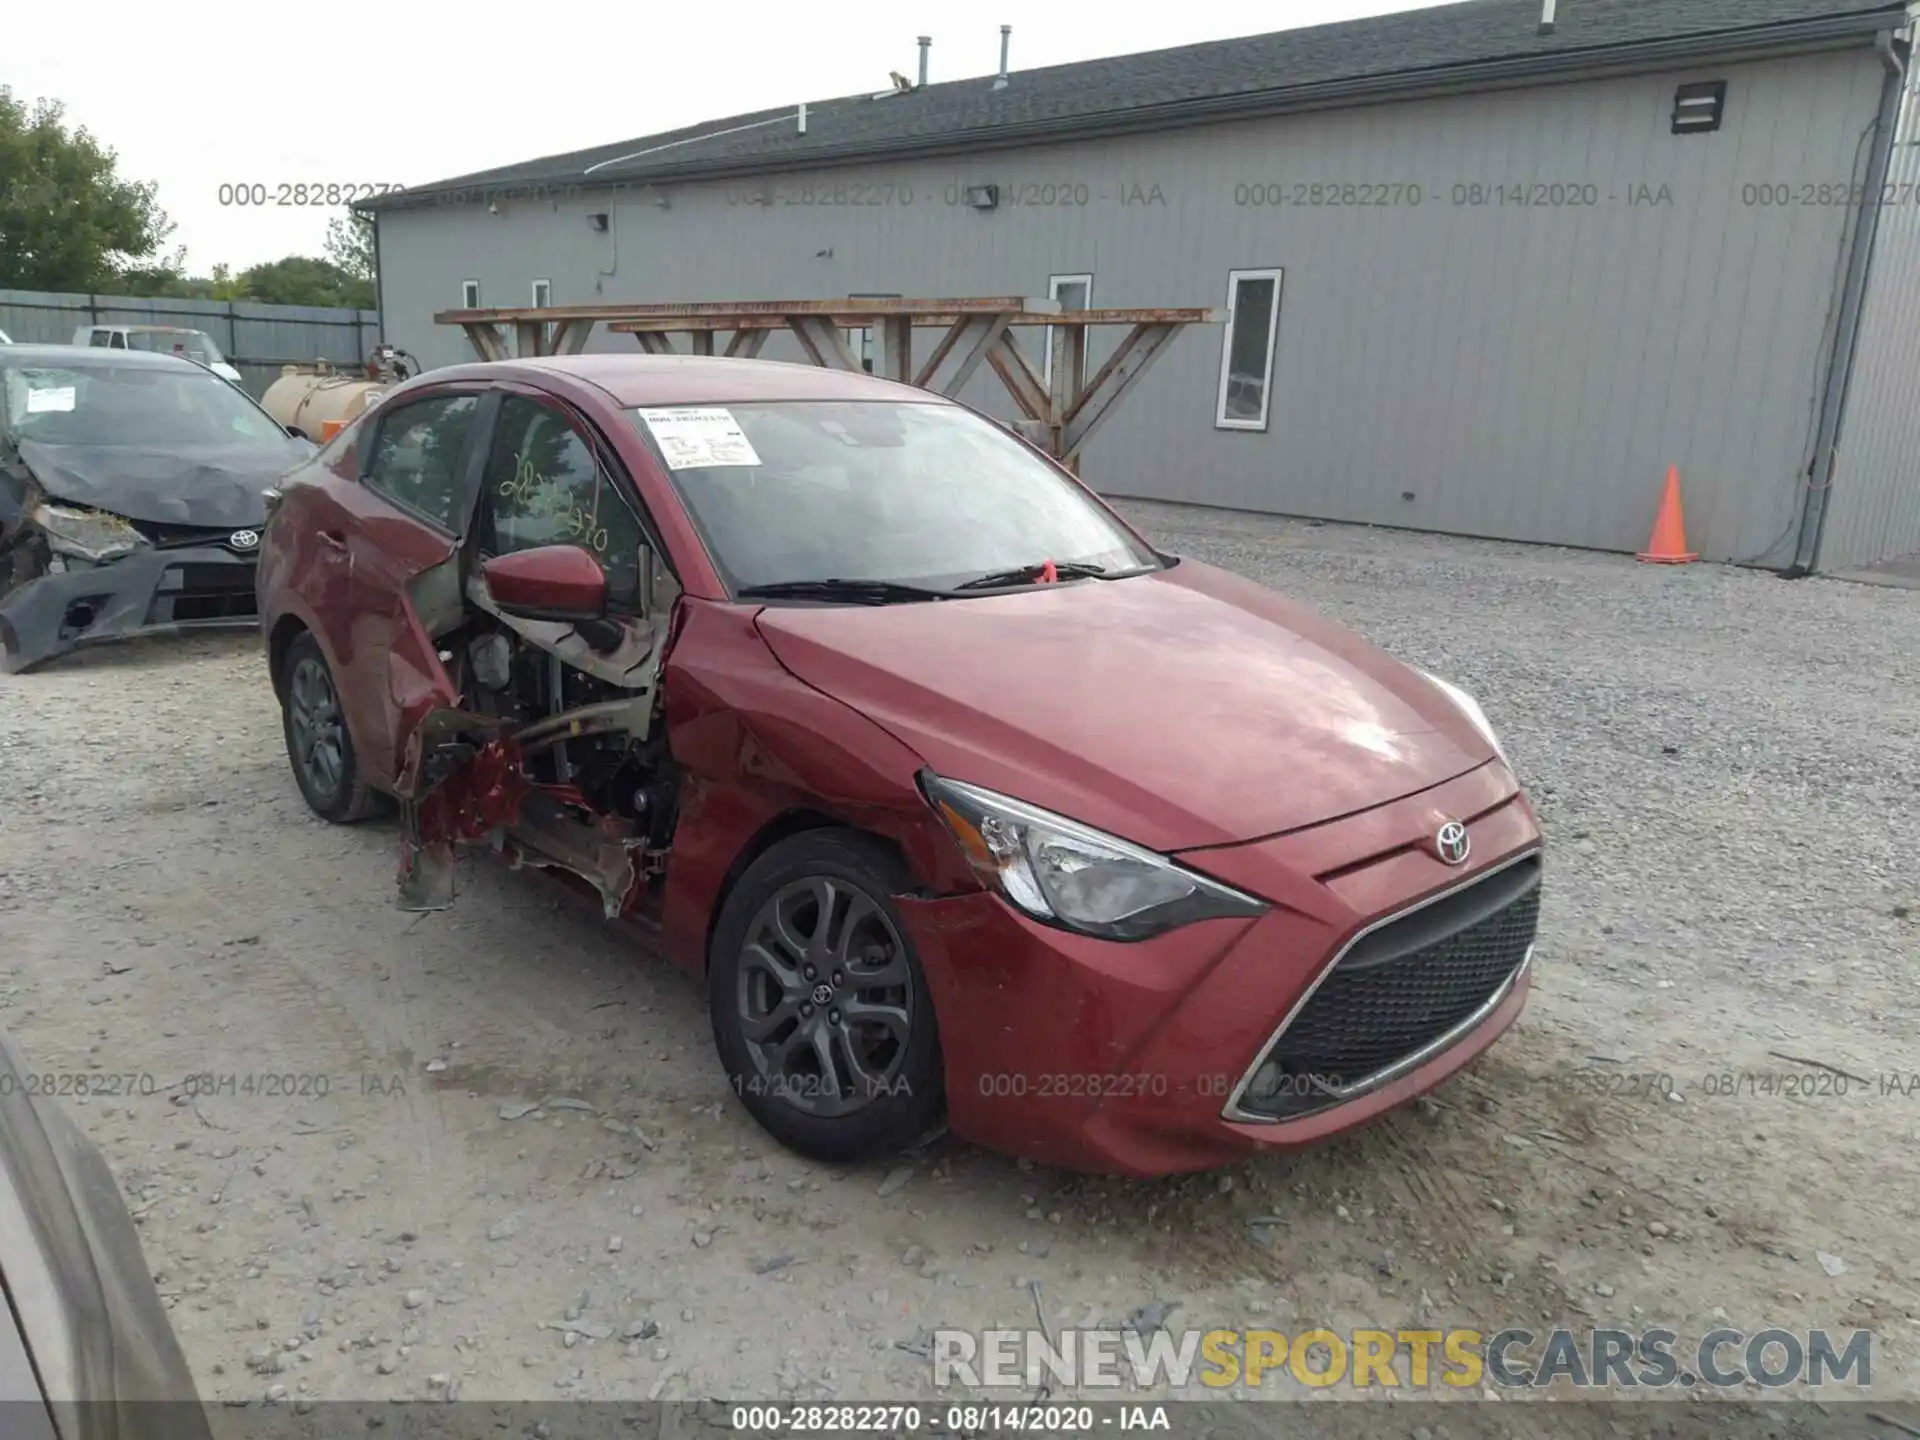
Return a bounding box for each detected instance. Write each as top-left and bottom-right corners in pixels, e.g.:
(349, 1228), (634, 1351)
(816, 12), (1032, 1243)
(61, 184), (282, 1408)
(481, 394), (645, 598)
(87, 331), (111, 348)
(363, 394), (481, 532)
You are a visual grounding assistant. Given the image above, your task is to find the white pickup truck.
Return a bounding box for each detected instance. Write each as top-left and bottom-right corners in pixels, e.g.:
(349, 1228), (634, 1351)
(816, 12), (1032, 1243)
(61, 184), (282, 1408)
(69, 323), (245, 385)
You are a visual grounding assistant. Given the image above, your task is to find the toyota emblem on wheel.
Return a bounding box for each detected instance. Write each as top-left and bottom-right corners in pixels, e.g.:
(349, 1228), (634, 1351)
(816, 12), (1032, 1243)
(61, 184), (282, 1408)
(229, 529), (260, 551)
(1434, 820), (1471, 866)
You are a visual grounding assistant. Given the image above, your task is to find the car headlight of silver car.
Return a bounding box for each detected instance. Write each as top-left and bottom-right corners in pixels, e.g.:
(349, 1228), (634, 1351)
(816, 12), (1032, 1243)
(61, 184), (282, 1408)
(1422, 671), (1509, 767)
(31, 502), (147, 565)
(921, 773), (1268, 942)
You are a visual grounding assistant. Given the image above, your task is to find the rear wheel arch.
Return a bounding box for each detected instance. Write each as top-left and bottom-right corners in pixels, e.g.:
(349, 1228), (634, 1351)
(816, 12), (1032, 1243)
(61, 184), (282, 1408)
(267, 615), (309, 700)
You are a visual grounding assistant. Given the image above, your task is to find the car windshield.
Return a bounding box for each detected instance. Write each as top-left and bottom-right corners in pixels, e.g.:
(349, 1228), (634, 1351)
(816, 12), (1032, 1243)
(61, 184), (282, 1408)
(122, 329), (227, 365)
(626, 400), (1159, 593)
(1, 361), (286, 447)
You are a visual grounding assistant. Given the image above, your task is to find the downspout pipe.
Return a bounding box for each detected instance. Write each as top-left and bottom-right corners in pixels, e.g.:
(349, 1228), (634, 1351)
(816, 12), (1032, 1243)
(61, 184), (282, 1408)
(371, 209), (385, 347)
(1788, 24), (1910, 575)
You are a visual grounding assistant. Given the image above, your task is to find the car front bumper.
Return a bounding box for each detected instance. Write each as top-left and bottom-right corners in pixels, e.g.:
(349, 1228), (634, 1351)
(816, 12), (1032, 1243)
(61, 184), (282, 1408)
(897, 760), (1542, 1176)
(0, 545), (259, 674)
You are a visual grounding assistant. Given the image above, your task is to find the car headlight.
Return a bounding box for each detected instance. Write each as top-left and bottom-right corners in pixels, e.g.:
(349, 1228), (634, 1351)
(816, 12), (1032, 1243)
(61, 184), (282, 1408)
(920, 773), (1268, 942)
(30, 503), (147, 565)
(1422, 671), (1509, 768)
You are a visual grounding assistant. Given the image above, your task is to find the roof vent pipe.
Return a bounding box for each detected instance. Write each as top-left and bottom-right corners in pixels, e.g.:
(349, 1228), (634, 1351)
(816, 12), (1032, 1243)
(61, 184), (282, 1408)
(994, 25), (1011, 88)
(918, 36), (931, 87)
(1538, 0), (1556, 35)
(797, 102), (808, 134)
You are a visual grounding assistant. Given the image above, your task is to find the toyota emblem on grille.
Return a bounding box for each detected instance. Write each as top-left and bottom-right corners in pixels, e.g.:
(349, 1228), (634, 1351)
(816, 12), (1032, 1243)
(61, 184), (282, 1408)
(229, 529), (260, 552)
(1433, 820), (1471, 866)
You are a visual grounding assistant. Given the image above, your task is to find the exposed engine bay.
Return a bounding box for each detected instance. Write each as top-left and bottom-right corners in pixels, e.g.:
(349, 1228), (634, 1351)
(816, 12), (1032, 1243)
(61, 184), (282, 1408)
(390, 548), (683, 920)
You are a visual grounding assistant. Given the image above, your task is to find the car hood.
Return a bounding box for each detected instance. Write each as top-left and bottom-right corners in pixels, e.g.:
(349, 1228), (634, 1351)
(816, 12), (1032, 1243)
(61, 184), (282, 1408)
(751, 559), (1493, 852)
(13, 438), (293, 529)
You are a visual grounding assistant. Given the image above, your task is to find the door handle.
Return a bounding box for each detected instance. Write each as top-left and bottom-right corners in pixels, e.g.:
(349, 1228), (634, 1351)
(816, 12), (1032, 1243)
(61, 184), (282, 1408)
(317, 530), (348, 552)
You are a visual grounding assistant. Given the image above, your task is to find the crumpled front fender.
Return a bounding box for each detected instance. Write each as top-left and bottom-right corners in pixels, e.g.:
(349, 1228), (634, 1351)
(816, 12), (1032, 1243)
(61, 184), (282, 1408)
(392, 707), (531, 911)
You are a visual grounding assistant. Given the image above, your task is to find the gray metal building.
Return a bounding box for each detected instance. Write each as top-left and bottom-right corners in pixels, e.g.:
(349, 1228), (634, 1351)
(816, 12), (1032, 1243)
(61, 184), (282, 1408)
(365, 0), (1920, 574)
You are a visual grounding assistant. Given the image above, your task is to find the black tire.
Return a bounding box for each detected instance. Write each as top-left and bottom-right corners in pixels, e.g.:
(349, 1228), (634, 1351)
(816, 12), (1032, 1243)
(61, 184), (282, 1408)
(280, 631), (380, 823)
(708, 830), (944, 1163)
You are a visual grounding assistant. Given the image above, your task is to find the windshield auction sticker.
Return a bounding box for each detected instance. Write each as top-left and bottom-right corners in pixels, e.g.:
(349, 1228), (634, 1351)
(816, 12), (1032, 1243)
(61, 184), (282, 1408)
(639, 406), (762, 470)
(25, 386), (77, 413)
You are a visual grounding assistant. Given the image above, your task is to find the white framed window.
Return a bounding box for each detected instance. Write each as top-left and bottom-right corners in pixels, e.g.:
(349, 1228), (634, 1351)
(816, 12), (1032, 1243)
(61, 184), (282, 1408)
(844, 326), (875, 373)
(845, 293), (901, 374)
(1042, 273), (1093, 386)
(531, 279), (552, 308)
(461, 279), (481, 309)
(1215, 268), (1284, 431)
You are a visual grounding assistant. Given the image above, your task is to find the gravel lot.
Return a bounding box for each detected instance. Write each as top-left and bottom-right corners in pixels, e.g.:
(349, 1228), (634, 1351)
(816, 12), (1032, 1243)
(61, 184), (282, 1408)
(0, 501), (1914, 1428)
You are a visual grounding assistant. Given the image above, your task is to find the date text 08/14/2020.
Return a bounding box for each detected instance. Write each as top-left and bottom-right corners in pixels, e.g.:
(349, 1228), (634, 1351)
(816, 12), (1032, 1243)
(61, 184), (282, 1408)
(729, 1405), (1170, 1433)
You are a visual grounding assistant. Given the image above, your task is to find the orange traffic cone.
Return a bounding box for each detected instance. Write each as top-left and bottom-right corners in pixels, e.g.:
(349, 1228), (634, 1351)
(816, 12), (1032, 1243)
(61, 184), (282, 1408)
(1636, 466), (1699, 564)
(321, 420), (344, 441)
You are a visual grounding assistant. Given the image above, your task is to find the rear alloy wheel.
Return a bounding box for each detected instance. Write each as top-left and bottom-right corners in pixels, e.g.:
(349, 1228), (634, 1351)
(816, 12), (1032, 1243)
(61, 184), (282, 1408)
(709, 831), (943, 1162)
(280, 632), (379, 823)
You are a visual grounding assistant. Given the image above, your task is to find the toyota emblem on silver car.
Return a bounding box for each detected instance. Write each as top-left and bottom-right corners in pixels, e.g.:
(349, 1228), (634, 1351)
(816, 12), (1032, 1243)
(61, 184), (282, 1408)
(1434, 820), (1471, 866)
(229, 530), (260, 551)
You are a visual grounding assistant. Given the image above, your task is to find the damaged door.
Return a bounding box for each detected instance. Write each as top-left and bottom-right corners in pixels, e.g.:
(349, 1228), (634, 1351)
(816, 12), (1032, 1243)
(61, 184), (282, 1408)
(332, 390), (491, 789)
(392, 388), (682, 915)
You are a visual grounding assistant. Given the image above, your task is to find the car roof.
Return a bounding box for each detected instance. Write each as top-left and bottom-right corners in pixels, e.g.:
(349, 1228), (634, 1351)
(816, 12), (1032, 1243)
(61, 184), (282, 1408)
(429, 354), (957, 408)
(83, 324), (209, 335)
(0, 344), (210, 372)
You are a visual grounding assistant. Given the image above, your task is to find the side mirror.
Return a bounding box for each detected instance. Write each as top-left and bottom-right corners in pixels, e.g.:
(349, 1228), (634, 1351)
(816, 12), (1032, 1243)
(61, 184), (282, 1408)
(482, 545), (607, 625)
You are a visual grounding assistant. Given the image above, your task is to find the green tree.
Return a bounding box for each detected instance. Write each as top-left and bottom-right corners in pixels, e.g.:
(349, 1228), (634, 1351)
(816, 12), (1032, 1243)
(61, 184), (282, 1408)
(239, 254), (372, 308)
(117, 258), (249, 300)
(0, 87), (174, 290)
(325, 209), (375, 285)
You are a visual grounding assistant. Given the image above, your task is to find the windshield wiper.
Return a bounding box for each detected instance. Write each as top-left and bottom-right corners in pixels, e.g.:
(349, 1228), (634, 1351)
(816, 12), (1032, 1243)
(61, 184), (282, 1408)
(952, 560), (1109, 592)
(736, 578), (950, 606)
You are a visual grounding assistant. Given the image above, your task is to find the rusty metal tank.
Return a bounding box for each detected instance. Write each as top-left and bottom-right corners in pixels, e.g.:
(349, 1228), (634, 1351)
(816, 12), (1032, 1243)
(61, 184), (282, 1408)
(261, 364), (391, 440)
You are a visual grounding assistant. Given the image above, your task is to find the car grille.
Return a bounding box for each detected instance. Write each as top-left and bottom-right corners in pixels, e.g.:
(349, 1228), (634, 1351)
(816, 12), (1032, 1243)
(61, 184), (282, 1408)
(1233, 854), (1541, 1121)
(131, 521), (241, 551)
(146, 562), (258, 625)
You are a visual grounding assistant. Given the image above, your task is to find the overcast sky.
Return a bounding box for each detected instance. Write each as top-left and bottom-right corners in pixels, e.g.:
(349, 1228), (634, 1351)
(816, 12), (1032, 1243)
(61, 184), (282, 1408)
(9, 0), (1455, 273)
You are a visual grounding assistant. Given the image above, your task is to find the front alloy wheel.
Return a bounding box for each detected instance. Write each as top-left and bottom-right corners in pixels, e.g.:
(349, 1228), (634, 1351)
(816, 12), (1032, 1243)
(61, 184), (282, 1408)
(709, 830), (943, 1161)
(736, 876), (916, 1119)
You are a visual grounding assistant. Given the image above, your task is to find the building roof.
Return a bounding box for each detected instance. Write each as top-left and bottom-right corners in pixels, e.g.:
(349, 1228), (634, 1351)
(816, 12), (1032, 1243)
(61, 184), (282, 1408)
(366, 0), (1905, 212)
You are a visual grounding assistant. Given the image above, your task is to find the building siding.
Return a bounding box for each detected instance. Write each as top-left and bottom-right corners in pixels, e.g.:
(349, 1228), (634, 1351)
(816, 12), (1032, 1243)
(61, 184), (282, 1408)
(1819, 66), (1920, 572)
(377, 49), (1886, 565)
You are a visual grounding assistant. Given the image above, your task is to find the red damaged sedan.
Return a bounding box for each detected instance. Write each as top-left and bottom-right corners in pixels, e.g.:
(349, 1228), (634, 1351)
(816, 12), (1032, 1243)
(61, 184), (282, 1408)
(255, 354), (1541, 1176)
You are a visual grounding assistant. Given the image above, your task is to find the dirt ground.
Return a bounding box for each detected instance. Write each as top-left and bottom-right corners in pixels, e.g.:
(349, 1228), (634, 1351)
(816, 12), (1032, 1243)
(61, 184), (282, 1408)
(0, 504), (1914, 1429)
